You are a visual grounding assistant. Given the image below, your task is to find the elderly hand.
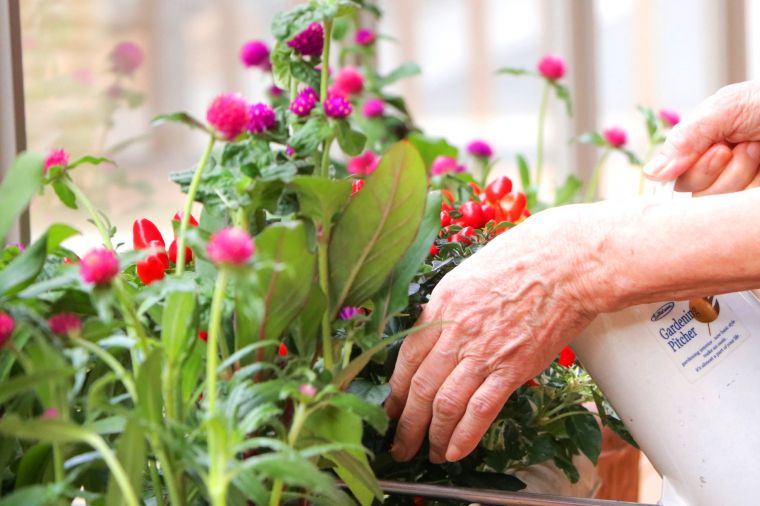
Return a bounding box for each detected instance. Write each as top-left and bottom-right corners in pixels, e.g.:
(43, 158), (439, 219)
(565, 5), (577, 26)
(645, 81), (760, 193)
(385, 206), (603, 463)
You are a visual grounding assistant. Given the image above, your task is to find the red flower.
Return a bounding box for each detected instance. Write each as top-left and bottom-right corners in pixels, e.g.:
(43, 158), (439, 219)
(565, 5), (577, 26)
(351, 179), (365, 196)
(48, 313), (82, 336)
(603, 127), (627, 148)
(199, 331), (208, 342)
(278, 343), (288, 356)
(80, 248), (119, 285)
(537, 54), (566, 80)
(558, 346), (576, 367)
(0, 312), (15, 348)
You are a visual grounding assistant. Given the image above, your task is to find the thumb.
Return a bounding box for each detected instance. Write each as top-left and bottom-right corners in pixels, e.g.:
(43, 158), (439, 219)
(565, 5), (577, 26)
(644, 83), (751, 181)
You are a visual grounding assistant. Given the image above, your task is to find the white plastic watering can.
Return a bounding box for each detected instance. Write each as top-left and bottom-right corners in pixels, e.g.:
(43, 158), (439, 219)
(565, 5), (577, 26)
(573, 182), (760, 505)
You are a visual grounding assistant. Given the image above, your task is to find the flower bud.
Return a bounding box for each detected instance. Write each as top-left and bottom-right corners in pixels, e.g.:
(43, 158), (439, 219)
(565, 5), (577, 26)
(347, 151), (380, 176)
(299, 384), (317, 397)
(48, 313), (82, 337)
(558, 346), (576, 367)
(323, 93), (352, 119)
(287, 22), (324, 57)
(240, 40), (270, 68)
(110, 41), (144, 75)
(207, 227), (254, 266)
(351, 179), (364, 196)
(467, 140), (493, 159)
(431, 156), (463, 176)
(206, 93), (250, 140)
(289, 87), (318, 117)
(355, 29), (376, 46)
(338, 307), (363, 320)
(659, 108), (680, 127)
(247, 103), (277, 134)
(362, 98), (385, 118)
(0, 312), (15, 348)
(334, 67), (364, 96)
(537, 54), (566, 80)
(44, 148), (69, 173)
(80, 248), (120, 285)
(603, 127), (627, 148)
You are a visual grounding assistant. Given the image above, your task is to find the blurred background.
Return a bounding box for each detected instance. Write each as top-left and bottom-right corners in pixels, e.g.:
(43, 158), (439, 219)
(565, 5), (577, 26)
(1, 0), (757, 499)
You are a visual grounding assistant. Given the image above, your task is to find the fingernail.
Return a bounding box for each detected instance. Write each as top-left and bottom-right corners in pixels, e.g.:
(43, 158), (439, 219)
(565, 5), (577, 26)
(445, 444), (462, 462)
(643, 153), (667, 176)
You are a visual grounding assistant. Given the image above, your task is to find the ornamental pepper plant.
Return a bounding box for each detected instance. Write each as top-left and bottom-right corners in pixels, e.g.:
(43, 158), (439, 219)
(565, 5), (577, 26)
(0, 2), (640, 505)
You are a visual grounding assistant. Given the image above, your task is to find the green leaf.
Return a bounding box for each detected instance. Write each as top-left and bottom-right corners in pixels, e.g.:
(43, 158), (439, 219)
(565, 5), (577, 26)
(271, 41), (293, 89)
(550, 81), (573, 116)
(161, 290), (197, 366)
(495, 67), (534, 77)
(105, 418), (145, 506)
(370, 191), (441, 332)
(326, 393), (388, 433)
(0, 485), (60, 506)
(291, 282), (326, 360)
(334, 119), (367, 156)
(378, 62), (421, 87)
(332, 18), (349, 40)
(0, 152), (44, 243)
(289, 176), (352, 228)
(242, 452), (346, 503)
(0, 369), (74, 405)
(137, 349), (164, 426)
(407, 133), (458, 170)
(573, 131), (606, 147)
(638, 105), (658, 139)
(14, 443), (52, 488)
(0, 224), (79, 299)
(67, 155), (116, 170)
(621, 148), (642, 166)
(291, 60), (322, 90)
(271, 4), (318, 41)
(329, 141), (427, 312)
(289, 117), (333, 156)
(236, 223), (315, 353)
(151, 111), (209, 133)
(51, 181), (77, 209)
(346, 378), (390, 406)
(565, 410), (602, 464)
(553, 175), (582, 206)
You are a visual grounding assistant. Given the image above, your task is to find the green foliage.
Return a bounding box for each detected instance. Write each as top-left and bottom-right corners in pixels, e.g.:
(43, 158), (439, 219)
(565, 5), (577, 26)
(0, 152), (44, 243)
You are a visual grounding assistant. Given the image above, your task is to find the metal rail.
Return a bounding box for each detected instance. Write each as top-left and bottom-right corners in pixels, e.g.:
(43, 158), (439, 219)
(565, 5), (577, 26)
(375, 480), (656, 506)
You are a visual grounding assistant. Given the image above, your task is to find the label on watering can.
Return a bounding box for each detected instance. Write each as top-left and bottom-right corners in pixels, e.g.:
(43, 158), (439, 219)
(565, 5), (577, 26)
(648, 297), (750, 382)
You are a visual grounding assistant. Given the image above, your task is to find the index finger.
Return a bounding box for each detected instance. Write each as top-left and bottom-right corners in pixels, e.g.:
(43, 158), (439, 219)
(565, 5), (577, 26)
(385, 307), (443, 419)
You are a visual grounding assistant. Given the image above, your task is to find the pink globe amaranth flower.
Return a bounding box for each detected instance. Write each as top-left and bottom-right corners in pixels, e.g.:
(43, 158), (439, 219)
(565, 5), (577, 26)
(42, 407), (59, 419)
(109, 41), (144, 75)
(339, 306), (363, 320)
(0, 311), (14, 348)
(207, 227), (254, 266)
(247, 103), (277, 134)
(106, 83), (123, 100)
(80, 248), (120, 285)
(287, 22), (324, 57)
(240, 40), (270, 68)
(289, 87), (318, 117)
(48, 313), (82, 337)
(356, 28), (376, 46)
(323, 93), (352, 119)
(537, 54), (566, 80)
(659, 108), (680, 127)
(467, 140), (493, 158)
(603, 127), (627, 148)
(347, 151), (380, 176)
(269, 85), (284, 97)
(299, 384), (317, 398)
(44, 148), (69, 173)
(362, 98), (385, 118)
(285, 145), (295, 157)
(431, 155), (463, 176)
(334, 67), (364, 96)
(206, 93), (250, 140)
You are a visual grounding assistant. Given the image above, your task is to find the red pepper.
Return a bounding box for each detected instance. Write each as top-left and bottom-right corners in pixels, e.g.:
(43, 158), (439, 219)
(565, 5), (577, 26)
(502, 192), (527, 223)
(172, 211), (199, 228)
(440, 211), (451, 227)
(278, 343), (288, 356)
(558, 346), (576, 367)
(481, 203), (496, 224)
(133, 219), (165, 250)
(429, 243), (439, 257)
(458, 201), (486, 229)
(198, 330), (208, 342)
(136, 240), (169, 285)
(485, 176), (512, 203)
(467, 181), (482, 197)
(351, 179), (364, 196)
(169, 212), (198, 265)
(450, 226), (476, 245)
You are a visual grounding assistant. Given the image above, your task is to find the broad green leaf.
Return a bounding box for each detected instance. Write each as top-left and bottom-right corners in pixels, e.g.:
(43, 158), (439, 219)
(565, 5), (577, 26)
(242, 452), (345, 502)
(270, 41), (292, 89)
(305, 406), (381, 506)
(271, 4), (318, 41)
(161, 290), (196, 365)
(370, 191), (441, 332)
(326, 393), (388, 433)
(0, 223), (79, 299)
(378, 62), (421, 87)
(289, 117), (333, 156)
(346, 378), (391, 406)
(291, 282), (326, 360)
(407, 133), (458, 170)
(52, 181), (77, 209)
(0, 152), (44, 243)
(565, 410), (602, 464)
(236, 223), (315, 354)
(291, 60), (322, 90)
(289, 176), (352, 228)
(553, 175), (582, 206)
(151, 111), (209, 133)
(334, 119), (367, 156)
(105, 418), (145, 506)
(329, 141), (427, 312)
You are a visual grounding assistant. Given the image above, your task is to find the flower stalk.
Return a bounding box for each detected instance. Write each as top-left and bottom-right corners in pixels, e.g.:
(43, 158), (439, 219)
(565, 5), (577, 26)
(584, 149), (610, 203)
(535, 81), (551, 189)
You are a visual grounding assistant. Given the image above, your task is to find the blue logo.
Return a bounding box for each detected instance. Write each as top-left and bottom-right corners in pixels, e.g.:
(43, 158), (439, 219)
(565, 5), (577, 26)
(651, 302), (675, 322)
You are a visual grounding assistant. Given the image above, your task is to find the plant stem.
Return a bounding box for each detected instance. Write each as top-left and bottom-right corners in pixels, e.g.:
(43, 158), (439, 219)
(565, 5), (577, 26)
(639, 144), (656, 195)
(269, 403), (309, 506)
(584, 150), (610, 203)
(318, 238), (334, 372)
(88, 434), (140, 506)
(320, 136), (334, 178)
(206, 269), (229, 414)
(71, 335), (137, 399)
(66, 179), (113, 249)
(149, 459), (167, 506)
(235, 206), (249, 231)
(543, 410), (599, 426)
(53, 443), (64, 482)
(113, 278), (150, 352)
(535, 81), (551, 190)
(319, 19), (334, 102)
(177, 135), (216, 274)
(152, 439), (184, 506)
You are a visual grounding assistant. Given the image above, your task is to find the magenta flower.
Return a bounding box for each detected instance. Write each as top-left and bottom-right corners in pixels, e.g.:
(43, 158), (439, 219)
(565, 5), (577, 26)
(80, 248), (120, 285)
(659, 108), (680, 127)
(247, 103), (277, 134)
(537, 54), (566, 81)
(269, 85), (284, 97)
(603, 127), (627, 148)
(44, 148), (69, 173)
(467, 140), (493, 158)
(107, 84), (123, 100)
(0, 311), (14, 348)
(362, 98), (385, 118)
(207, 227), (254, 266)
(334, 67), (364, 96)
(287, 22), (324, 57)
(347, 151), (380, 176)
(286, 145), (295, 157)
(323, 93), (352, 119)
(339, 306), (363, 320)
(289, 87), (318, 117)
(356, 28), (376, 46)
(299, 384), (317, 398)
(431, 155), (465, 175)
(240, 40), (270, 68)
(41, 407), (59, 419)
(48, 313), (82, 337)
(109, 41), (144, 75)
(206, 93), (250, 140)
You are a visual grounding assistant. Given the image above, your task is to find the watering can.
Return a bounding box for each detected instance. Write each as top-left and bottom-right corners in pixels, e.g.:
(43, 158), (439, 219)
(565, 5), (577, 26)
(572, 182), (760, 505)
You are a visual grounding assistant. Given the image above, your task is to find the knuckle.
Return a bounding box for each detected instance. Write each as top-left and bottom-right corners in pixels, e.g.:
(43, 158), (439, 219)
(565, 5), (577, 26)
(433, 391), (462, 420)
(410, 372), (437, 401)
(469, 395), (498, 419)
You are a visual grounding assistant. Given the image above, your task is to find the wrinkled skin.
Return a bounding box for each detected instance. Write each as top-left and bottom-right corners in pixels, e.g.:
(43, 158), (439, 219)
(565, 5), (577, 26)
(387, 80), (760, 465)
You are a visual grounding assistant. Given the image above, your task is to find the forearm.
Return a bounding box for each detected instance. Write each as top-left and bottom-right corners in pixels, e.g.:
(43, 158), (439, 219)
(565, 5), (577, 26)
(581, 188), (760, 312)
